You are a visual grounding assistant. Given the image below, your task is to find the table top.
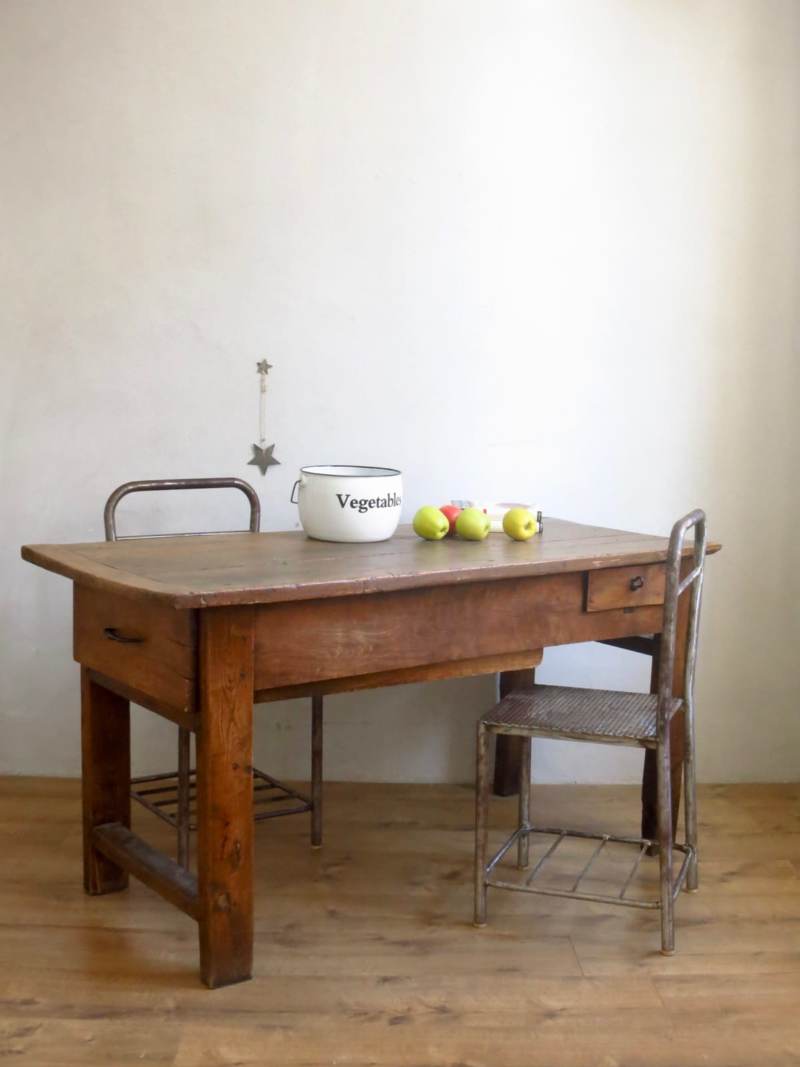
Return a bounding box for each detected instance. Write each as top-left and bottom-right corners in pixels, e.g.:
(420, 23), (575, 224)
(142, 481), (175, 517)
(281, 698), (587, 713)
(21, 518), (719, 610)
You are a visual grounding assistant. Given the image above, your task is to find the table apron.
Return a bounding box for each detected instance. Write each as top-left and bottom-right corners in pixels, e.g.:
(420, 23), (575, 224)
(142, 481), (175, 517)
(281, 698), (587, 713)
(252, 572), (665, 691)
(72, 568), (666, 719)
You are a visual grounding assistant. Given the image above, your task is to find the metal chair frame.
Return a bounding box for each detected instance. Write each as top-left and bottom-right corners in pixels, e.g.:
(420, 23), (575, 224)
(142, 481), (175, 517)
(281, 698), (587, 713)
(104, 478), (324, 870)
(474, 509), (708, 955)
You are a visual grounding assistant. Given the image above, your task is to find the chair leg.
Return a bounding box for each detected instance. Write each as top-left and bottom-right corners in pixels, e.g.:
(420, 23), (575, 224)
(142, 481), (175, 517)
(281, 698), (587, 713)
(517, 736), (532, 869)
(474, 722), (491, 927)
(176, 726), (191, 870)
(684, 701), (699, 892)
(657, 738), (675, 955)
(310, 694), (323, 849)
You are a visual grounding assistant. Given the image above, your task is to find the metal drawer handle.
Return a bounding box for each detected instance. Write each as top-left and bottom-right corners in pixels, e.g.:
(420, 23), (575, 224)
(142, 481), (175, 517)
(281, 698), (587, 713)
(629, 576), (644, 591)
(104, 627), (145, 644)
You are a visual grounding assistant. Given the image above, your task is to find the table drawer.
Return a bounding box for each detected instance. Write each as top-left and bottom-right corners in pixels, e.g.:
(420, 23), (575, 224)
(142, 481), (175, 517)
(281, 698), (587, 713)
(585, 563), (666, 613)
(74, 586), (196, 714)
(252, 572), (669, 692)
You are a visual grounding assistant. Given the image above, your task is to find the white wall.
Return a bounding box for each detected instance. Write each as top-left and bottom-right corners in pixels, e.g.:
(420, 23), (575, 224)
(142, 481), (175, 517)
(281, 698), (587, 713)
(2, 0), (798, 785)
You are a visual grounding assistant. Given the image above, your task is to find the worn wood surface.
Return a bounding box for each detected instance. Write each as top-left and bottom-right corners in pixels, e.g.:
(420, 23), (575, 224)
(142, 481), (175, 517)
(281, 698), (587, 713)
(74, 585), (196, 713)
(23, 519), (720, 609)
(494, 669), (536, 796)
(91, 823), (199, 919)
(84, 669), (198, 732)
(600, 635), (660, 656)
(254, 649), (543, 703)
(585, 562), (666, 612)
(196, 606), (255, 989)
(1, 777), (798, 1066)
(253, 573), (666, 691)
(80, 668), (130, 895)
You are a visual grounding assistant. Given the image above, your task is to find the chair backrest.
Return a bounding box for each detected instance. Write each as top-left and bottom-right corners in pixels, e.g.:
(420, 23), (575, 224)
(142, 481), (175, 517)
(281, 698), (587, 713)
(103, 478), (261, 542)
(655, 509), (708, 735)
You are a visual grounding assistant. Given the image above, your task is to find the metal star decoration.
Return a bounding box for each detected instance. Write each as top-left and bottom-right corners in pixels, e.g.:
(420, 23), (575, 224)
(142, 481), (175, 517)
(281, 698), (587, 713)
(248, 442), (281, 476)
(246, 358), (280, 476)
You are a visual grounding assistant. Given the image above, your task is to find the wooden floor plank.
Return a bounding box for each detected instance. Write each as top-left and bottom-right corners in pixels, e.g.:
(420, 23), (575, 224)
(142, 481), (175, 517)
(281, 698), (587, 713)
(1, 778), (798, 1067)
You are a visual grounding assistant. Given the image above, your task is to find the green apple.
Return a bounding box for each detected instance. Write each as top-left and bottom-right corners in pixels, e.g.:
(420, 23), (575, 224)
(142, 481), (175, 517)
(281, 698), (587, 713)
(413, 505), (449, 541)
(456, 507), (491, 541)
(503, 507), (538, 541)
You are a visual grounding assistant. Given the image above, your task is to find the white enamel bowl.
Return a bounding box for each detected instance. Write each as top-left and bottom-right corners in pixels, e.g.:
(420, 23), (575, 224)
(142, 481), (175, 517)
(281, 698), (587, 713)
(290, 465), (403, 543)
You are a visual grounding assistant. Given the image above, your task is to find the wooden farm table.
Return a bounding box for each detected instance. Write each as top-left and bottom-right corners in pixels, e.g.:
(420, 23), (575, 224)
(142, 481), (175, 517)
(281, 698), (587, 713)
(22, 518), (718, 987)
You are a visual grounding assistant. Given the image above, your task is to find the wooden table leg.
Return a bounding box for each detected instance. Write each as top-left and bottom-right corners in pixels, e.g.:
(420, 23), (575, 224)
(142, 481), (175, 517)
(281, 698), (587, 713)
(197, 606), (255, 989)
(493, 668), (536, 796)
(641, 593), (689, 841)
(81, 668), (130, 895)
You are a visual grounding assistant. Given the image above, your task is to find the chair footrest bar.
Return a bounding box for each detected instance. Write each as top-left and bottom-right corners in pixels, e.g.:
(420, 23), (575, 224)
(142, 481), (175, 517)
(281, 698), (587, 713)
(92, 822), (199, 919)
(131, 765), (312, 831)
(489, 877), (663, 909)
(484, 825), (693, 911)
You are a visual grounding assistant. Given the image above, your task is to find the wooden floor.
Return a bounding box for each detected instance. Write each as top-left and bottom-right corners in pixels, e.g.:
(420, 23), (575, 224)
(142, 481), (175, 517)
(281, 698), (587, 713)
(1, 778), (799, 1066)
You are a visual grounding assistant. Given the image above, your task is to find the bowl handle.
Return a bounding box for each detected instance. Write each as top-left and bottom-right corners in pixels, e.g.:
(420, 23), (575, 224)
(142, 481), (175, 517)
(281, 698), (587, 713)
(290, 478), (303, 504)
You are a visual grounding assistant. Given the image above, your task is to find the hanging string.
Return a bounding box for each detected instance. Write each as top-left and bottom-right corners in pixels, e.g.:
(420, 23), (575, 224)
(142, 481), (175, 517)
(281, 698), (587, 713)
(248, 360), (279, 476)
(258, 367), (267, 445)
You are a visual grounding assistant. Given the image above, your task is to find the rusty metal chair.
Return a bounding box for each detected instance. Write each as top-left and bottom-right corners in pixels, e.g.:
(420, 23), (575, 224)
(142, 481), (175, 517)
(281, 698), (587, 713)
(474, 509), (707, 955)
(104, 478), (323, 870)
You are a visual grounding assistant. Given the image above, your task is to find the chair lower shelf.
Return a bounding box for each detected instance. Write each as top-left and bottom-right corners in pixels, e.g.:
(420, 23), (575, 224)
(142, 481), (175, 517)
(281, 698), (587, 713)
(130, 766), (312, 831)
(484, 825), (694, 910)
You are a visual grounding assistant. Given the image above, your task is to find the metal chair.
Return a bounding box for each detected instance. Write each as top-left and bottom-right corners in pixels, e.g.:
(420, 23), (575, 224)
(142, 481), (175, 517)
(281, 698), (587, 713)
(474, 509), (707, 955)
(104, 478), (324, 870)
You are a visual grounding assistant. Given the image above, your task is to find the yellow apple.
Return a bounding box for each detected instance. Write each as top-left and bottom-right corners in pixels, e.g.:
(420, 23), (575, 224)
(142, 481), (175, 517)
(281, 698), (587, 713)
(413, 506), (449, 540)
(502, 507), (538, 541)
(456, 507), (491, 541)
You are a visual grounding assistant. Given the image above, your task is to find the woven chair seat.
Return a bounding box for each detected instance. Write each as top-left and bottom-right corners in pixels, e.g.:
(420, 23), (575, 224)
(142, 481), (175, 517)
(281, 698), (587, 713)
(481, 684), (683, 745)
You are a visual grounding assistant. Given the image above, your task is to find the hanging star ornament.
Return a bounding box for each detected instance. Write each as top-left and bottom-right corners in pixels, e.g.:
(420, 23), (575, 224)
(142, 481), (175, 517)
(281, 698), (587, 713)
(248, 441), (281, 476)
(246, 359), (280, 475)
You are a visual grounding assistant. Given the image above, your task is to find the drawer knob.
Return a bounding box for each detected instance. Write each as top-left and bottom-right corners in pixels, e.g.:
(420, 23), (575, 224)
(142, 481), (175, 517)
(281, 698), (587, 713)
(629, 576), (644, 591)
(104, 627), (144, 644)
